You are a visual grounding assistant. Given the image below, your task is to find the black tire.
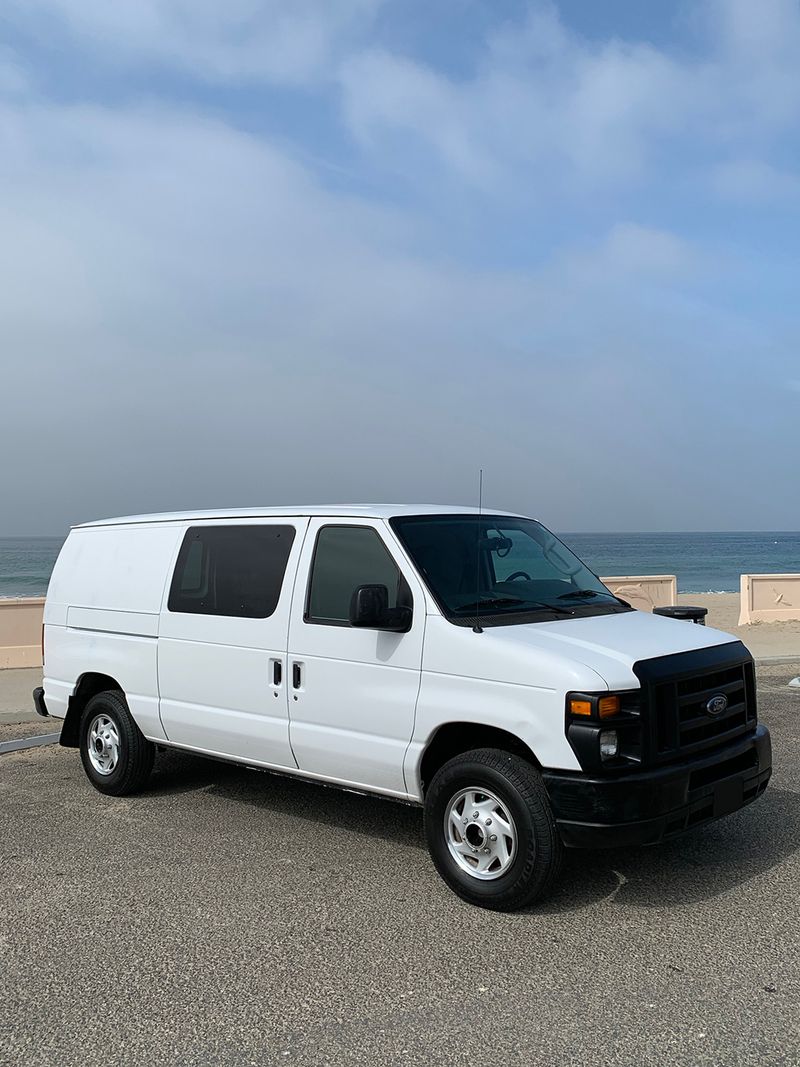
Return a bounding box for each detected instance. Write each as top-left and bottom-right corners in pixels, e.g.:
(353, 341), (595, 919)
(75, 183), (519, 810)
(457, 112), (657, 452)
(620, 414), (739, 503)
(424, 748), (563, 911)
(79, 690), (155, 796)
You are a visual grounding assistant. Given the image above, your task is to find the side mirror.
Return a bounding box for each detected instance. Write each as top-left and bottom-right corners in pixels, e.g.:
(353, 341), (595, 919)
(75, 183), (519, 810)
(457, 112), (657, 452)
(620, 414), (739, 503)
(349, 584), (412, 632)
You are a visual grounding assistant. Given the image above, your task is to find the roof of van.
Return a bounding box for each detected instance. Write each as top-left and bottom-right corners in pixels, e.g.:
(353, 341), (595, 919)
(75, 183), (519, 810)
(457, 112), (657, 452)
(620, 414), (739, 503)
(73, 504), (525, 528)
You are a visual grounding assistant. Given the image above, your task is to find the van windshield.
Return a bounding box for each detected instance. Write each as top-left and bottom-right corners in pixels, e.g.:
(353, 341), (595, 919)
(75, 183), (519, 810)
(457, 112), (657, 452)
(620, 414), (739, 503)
(390, 514), (631, 625)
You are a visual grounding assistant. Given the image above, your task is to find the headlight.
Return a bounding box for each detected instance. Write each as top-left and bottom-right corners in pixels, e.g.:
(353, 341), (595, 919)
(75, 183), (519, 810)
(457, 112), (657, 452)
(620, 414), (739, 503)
(599, 730), (619, 759)
(565, 689), (641, 772)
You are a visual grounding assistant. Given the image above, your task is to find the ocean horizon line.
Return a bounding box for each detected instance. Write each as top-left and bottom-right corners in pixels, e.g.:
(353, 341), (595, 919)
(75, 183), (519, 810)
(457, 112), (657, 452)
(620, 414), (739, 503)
(3, 531), (799, 600)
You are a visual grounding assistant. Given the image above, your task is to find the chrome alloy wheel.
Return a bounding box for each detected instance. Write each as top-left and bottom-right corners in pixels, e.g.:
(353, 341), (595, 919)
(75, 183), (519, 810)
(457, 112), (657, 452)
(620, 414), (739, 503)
(444, 787), (517, 880)
(87, 714), (120, 776)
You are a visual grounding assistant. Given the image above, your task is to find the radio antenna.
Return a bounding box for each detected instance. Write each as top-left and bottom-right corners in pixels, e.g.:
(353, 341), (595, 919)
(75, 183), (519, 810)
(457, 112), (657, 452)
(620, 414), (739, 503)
(473, 468), (483, 634)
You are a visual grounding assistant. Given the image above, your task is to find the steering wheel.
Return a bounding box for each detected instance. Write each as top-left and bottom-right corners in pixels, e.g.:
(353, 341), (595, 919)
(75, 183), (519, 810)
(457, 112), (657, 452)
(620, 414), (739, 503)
(505, 571), (531, 582)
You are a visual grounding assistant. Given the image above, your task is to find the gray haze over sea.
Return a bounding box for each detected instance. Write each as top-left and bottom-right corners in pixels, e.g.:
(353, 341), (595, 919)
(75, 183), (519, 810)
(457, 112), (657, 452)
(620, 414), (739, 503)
(2, 533), (799, 599)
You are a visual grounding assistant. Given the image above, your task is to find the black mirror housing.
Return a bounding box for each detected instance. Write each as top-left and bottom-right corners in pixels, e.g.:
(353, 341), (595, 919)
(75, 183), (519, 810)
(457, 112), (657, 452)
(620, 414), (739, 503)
(350, 583), (388, 627)
(349, 584), (412, 632)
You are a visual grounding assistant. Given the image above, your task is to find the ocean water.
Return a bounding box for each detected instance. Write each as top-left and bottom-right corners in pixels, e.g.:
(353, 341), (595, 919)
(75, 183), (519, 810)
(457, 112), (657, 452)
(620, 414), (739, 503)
(1, 532), (799, 598)
(563, 532), (800, 593)
(0, 538), (65, 598)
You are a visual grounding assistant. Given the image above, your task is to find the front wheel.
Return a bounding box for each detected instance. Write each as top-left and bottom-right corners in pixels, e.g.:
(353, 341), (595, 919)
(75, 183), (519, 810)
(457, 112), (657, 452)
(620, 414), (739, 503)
(424, 748), (563, 911)
(79, 690), (155, 796)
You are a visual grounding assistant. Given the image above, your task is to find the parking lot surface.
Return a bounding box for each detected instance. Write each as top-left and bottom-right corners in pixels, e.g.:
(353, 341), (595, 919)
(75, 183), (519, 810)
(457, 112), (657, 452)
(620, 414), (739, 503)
(2, 664), (799, 1067)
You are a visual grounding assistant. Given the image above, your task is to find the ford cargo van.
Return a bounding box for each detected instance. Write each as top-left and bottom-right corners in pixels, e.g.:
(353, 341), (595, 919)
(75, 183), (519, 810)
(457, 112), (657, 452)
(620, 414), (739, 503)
(33, 506), (771, 910)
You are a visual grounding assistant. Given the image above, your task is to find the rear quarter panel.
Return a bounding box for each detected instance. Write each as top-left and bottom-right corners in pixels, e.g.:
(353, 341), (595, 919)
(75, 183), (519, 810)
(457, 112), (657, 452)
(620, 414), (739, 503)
(43, 524), (182, 737)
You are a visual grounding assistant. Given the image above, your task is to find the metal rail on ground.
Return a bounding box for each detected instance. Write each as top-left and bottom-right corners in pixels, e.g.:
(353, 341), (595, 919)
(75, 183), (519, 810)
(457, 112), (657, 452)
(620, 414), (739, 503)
(0, 732), (61, 754)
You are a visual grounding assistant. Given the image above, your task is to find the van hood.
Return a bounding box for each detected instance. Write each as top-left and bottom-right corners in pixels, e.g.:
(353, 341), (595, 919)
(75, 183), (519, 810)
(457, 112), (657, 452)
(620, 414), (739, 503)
(482, 609), (744, 690)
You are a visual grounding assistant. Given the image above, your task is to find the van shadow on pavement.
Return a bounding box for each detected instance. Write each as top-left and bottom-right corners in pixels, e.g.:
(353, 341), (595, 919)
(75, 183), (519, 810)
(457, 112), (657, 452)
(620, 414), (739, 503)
(148, 749), (799, 912)
(540, 785), (800, 913)
(148, 748), (425, 850)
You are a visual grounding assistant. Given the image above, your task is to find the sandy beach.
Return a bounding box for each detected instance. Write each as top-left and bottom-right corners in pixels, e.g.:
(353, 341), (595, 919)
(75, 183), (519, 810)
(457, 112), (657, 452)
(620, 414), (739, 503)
(678, 592), (800, 660)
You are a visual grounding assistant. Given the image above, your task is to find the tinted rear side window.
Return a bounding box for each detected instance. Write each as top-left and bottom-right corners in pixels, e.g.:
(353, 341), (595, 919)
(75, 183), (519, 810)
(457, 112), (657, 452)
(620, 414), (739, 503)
(168, 525), (295, 618)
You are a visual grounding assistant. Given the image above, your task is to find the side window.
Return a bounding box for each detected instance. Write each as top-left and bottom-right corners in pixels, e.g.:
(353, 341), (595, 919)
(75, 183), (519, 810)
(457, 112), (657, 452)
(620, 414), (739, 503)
(306, 526), (404, 625)
(168, 525), (295, 619)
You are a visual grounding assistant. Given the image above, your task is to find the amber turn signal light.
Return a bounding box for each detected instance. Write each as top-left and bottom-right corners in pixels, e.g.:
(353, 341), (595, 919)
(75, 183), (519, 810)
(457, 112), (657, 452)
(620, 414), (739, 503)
(598, 695), (621, 718)
(567, 693), (623, 719)
(569, 698), (593, 717)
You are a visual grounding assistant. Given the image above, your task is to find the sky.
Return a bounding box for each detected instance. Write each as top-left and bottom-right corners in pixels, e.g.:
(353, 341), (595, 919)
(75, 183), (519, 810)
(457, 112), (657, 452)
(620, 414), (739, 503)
(0, 0), (798, 535)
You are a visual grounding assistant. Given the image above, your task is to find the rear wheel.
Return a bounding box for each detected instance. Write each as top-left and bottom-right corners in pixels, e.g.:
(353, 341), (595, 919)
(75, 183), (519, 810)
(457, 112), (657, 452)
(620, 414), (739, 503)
(79, 690), (154, 796)
(424, 747), (563, 911)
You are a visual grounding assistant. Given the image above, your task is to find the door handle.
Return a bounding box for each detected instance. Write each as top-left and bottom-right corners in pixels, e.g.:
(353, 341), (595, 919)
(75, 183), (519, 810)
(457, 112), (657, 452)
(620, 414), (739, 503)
(272, 660), (282, 686)
(292, 662), (302, 689)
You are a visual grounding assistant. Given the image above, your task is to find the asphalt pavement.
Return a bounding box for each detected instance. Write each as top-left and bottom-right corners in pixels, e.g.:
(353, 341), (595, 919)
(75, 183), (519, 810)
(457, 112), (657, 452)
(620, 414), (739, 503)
(1, 663), (799, 1067)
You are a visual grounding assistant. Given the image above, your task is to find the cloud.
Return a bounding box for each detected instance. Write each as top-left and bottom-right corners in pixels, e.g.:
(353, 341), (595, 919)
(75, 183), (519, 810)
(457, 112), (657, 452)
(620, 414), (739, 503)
(338, 27), (692, 188)
(4, 0), (381, 85)
(710, 159), (800, 202)
(0, 2), (798, 533)
(7, 1), (800, 196)
(1, 86), (754, 531)
(340, 49), (510, 189)
(571, 224), (700, 280)
(339, 0), (800, 191)
(0, 48), (29, 96)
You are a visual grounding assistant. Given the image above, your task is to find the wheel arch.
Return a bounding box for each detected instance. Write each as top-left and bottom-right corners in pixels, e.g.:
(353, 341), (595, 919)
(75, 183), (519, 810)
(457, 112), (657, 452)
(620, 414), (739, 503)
(59, 672), (124, 748)
(418, 722), (541, 795)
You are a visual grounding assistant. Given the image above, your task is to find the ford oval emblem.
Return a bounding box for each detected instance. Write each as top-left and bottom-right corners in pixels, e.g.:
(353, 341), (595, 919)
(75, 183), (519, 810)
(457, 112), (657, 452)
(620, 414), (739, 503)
(706, 693), (728, 716)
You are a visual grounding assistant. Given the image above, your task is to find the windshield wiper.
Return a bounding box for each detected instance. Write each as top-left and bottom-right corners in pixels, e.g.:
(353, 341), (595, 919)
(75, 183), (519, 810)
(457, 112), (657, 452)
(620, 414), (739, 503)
(454, 597), (573, 615)
(557, 589), (618, 601)
(454, 597), (525, 613)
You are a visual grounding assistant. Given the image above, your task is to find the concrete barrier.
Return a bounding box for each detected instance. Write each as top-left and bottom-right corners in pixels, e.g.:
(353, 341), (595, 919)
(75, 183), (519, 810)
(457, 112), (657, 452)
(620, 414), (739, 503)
(0, 598), (44, 669)
(0, 578), (796, 666)
(739, 574), (800, 625)
(601, 575), (677, 612)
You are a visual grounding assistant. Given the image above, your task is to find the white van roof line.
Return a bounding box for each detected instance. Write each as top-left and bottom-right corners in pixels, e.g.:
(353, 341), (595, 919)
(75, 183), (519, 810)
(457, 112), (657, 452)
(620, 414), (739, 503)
(73, 504), (525, 528)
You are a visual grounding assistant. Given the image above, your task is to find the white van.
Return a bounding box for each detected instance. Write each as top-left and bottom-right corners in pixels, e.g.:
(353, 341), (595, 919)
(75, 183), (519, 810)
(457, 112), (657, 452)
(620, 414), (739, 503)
(34, 506), (771, 910)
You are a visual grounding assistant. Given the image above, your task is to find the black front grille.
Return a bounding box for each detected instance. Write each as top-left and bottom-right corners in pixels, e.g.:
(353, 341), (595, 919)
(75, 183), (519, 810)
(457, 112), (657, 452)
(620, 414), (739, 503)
(634, 642), (757, 765)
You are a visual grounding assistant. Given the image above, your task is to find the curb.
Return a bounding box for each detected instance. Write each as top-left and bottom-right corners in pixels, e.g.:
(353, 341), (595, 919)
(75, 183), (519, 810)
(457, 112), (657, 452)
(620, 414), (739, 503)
(0, 732), (60, 754)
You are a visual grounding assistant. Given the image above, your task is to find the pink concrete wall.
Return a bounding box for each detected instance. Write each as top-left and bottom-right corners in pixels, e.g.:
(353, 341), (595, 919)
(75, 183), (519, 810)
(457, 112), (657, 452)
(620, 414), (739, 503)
(601, 575), (677, 612)
(0, 598), (44, 669)
(739, 574), (800, 625)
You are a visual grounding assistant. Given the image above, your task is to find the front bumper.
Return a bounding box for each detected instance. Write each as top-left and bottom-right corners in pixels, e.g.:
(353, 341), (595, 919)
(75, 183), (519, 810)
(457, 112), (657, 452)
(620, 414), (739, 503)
(544, 724), (771, 848)
(32, 687), (49, 718)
